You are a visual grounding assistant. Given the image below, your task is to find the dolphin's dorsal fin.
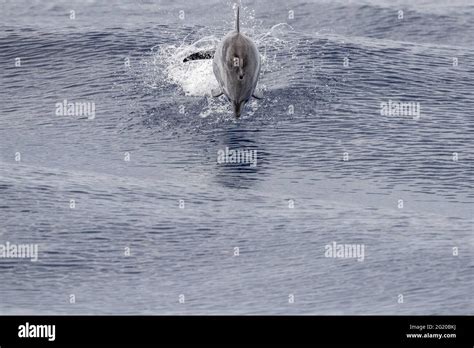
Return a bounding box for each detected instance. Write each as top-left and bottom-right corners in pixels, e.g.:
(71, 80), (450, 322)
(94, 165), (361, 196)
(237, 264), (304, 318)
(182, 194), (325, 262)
(235, 6), (240, 33)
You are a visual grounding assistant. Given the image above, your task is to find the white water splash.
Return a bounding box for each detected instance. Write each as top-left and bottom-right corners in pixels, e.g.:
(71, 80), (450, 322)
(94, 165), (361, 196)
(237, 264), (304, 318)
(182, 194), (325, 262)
(149, 23), (296, 96)
(139, 22), (297, 121)
(152, 36), (220, 97)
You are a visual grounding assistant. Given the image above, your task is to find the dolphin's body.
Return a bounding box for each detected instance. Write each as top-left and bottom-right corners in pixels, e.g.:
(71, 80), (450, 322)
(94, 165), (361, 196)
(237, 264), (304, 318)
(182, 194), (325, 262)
(211, 6), (262, 117)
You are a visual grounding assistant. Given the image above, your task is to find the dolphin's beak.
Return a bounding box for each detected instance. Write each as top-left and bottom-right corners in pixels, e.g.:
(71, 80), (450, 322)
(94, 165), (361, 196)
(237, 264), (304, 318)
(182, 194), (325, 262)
(233, 101), (244, 118)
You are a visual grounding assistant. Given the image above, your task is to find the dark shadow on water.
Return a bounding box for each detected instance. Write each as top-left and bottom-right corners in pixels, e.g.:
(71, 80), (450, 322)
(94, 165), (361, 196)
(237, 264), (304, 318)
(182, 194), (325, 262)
(210, 125), (268, 190)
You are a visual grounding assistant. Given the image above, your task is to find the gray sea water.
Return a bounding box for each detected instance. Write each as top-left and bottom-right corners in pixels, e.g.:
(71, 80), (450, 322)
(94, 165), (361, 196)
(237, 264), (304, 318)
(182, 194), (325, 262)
(0, 0), (473, 314)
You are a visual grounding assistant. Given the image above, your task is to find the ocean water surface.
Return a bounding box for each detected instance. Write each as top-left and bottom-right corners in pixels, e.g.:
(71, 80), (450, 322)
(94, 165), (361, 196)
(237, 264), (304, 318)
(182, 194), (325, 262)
(0, 0), (473, 314)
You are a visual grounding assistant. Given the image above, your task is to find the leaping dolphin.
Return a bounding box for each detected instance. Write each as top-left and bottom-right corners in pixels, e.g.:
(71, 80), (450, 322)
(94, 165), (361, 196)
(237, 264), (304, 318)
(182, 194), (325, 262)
(211, 6), (262, 118)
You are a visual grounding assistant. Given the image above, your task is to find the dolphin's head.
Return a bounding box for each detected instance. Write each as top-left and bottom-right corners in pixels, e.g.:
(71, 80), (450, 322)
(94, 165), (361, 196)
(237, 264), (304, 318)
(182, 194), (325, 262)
(233, 100), (246, 118)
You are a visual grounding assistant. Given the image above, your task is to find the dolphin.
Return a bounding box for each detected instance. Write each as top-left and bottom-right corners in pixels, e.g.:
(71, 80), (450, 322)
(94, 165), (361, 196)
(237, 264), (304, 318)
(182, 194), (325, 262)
(211, 6), (262, 118)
